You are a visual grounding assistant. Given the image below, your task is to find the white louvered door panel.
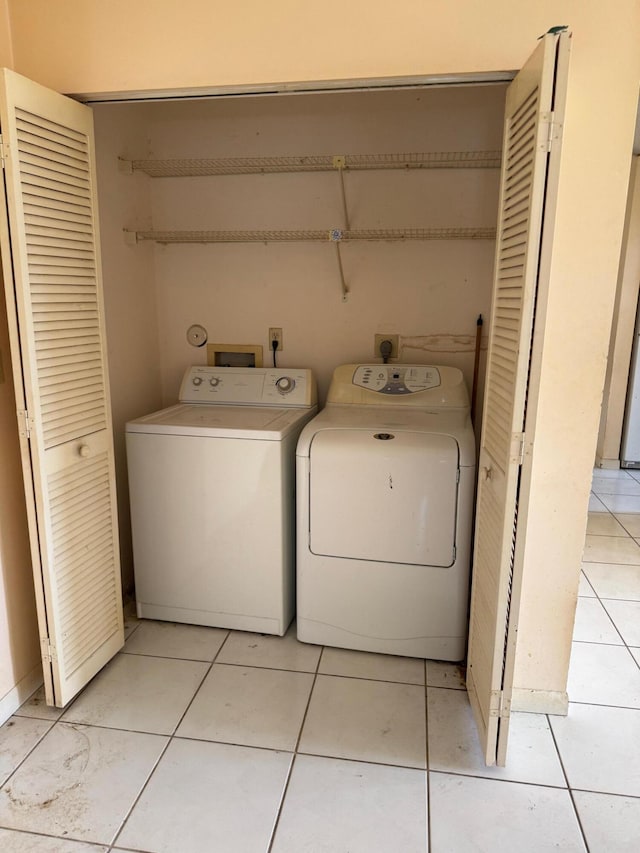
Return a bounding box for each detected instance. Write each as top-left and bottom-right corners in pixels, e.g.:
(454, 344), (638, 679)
(466, 33), (569, 765)
(0, 69), (123, 707)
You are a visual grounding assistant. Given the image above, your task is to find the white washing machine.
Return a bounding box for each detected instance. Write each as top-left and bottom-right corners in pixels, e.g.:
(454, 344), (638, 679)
(296, 363), (475, 660)
(126, 365), (317, 635)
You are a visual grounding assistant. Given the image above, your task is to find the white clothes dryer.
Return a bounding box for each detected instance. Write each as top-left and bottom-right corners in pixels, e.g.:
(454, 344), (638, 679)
(126, 366), (317, 635)
(296, 363), (475, 660)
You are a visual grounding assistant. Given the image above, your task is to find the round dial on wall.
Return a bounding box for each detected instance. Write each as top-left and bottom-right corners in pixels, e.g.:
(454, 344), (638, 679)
(186, 324), (208, 347)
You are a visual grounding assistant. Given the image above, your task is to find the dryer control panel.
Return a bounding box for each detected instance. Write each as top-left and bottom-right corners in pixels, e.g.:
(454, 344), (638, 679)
(326, 364), (470, 409)
(352, 365), (441, 395)
(179, 366), (317, 407)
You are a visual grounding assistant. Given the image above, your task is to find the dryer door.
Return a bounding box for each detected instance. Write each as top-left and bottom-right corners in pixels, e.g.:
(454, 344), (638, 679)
(309, 429), (459, 566)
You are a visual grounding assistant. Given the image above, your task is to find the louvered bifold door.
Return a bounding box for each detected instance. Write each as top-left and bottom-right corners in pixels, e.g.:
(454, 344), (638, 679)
(466, 33), (569, 765)
(0, 69), (123, 707)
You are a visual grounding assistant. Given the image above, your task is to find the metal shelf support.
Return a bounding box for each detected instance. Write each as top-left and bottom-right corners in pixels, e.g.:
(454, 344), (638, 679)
(330, 229), (349, 302)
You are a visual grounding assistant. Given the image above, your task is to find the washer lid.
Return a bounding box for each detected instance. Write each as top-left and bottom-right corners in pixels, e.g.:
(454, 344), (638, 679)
(309, 429), (459, 567)
(126, 403), (316, 439)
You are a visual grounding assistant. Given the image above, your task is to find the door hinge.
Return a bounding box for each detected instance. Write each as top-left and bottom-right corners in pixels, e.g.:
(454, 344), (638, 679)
(41, 637), (56, 664)
(510, 431), (525, 465)
(17, 408), (33, 439)
(490, 689), (511, 718)
(498, 691), (511, 718)
(541, 110), (562, 153)
(0, 134), (5, 169)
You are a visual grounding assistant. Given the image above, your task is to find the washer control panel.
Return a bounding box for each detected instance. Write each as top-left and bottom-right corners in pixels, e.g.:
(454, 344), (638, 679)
(352, 365), (441, 395)
(179, 366), (316, 407)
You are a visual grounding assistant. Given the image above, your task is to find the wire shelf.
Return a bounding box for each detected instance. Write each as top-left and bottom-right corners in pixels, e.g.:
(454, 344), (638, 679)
(130, 227), (496, 244)
(125, 150), (502, 177)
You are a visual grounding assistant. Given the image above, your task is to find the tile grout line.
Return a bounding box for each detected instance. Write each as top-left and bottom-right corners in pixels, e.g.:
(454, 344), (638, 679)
(292, 748), (432, 774)
(266, 642), (324, 853)
(104, 727), (193, 849)
(0, 826), (109, 849)
(124, 649), (319, 671)
(0, 713), (166, 852)
(208, 657), (422, 685)
(426, 766), (576, 793)
(424, 659), (431, 853)
(121, 648), (425, 684)
(0, 715), (57, 796)
(0, 684), (100, 848)
(569, 787), (640, 800)
(573, 488), (640, 841)
(597, 599), (634, 650)
(578, 569), (597, 598)
(0, 747), (87, 850)
(580, 552), (640, 665)
(580, 517), (639, 652)
(563, 699), (640, 712)
(613, 515), (640, 538)
(0, 613), (142, 849)
(584, 594), (640, 606)
(108, 629), (232, 850)
(545, 712), (591, 852)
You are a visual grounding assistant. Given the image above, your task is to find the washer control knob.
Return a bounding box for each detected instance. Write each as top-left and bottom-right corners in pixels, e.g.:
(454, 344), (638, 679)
(276, 376), (295, 393)
(209, 377), (220, 387)
(192, 376), (203, 386)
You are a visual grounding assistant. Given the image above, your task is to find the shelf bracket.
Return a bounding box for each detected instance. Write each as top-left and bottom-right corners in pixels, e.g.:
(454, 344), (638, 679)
(123, 229), (138, 246)
(332, 155), (351, 231)
(118, 158), (133, 175)
(330, 228), (349, 302)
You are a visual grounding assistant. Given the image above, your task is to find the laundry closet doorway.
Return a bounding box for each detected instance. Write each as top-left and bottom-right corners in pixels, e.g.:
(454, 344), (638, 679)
(1, 31), (570, 765)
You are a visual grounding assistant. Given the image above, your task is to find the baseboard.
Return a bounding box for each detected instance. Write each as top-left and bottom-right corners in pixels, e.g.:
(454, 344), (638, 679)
(594, 456), (621, 470)
(511, 687), (568, 715)
(0, 665), (43, 726)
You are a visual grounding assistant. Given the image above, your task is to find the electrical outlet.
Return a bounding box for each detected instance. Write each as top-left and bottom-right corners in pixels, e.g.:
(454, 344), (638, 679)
(269, 327), (283, 351)
(374, 334), (399, 359)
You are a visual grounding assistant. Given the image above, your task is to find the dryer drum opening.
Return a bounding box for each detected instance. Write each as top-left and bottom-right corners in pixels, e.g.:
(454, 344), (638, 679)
(374, 433), (395, 440)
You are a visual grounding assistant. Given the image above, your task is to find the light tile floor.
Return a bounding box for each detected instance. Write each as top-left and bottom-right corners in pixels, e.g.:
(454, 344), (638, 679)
(1, 470), (639, 851)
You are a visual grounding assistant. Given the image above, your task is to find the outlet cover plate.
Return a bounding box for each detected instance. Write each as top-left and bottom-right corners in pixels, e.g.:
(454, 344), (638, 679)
(269, 327), (283, 351)
(374, 334), (399, 359)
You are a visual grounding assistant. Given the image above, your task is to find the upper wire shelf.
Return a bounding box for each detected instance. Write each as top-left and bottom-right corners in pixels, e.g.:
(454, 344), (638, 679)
(126, 227), (497, 244)
(120, 150), (502, 177)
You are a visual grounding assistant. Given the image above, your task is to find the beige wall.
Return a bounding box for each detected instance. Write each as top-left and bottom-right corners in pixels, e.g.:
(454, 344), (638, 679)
(0, 272), (40, 720)
(4, 1), (630, 100)
(0, 0), (12, 69)
(1, 0), (638, 711)
(0, 1), (36, 714)
(7, 1), (534, 95)
(131, 87), (503, 406)
(93, 105), (162, 595)
(596, 158), (640, 468)
(93, 86), (502, 588)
